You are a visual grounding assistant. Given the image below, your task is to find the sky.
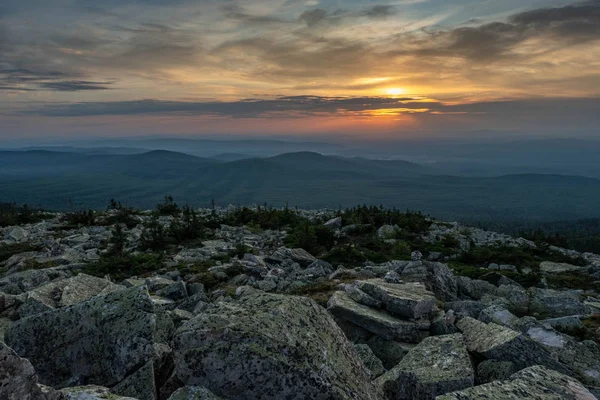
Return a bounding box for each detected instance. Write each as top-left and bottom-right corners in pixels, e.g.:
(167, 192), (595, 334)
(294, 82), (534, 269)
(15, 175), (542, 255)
(0, 0), (599, 141)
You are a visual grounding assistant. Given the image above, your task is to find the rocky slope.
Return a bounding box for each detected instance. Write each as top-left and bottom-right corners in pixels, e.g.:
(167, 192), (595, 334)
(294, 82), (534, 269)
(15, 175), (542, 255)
(2, 205), (600, 399)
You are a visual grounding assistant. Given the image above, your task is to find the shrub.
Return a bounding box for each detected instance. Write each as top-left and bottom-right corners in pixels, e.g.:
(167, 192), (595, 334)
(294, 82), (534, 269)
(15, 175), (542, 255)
(156, 194), (180, 216)
(0, 243), (41, 263)
(61, 210), (95, 227)
(83, 253), (164, 281)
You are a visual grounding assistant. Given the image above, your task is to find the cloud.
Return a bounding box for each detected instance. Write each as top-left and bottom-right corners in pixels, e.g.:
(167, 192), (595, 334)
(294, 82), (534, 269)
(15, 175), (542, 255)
(299, 9), (330, 26)
(39, 80), (114, 91)
(0, 68), (113, 92)
(403, 1), (600, 61)
(20, 95), (433, 117)
(18, 94), (600, 127)
(363, 5), (396, 19)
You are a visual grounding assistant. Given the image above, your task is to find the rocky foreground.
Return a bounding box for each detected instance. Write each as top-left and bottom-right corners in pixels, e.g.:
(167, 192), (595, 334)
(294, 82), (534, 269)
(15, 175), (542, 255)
(2, 205), (600, 399)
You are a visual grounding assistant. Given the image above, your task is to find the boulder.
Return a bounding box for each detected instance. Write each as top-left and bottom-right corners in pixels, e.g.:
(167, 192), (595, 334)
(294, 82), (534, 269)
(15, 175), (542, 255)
(4, 226), (29, 242)
(378, 225), (399, 239)
(354, 343), (386, 378)
(18, 273), (124, 318)
(495, 284), (529, 315)
(269, 247), (317, 267)
(438, 365), (598, 400)
(516, 317), (600, 388)
(476, 360), (516, 383)
(444, 301), (487, 318)
(376, 333), (474, 400)
(0, 267), (73, 295)
(174, 287), (381, 399)
(540, 261), (585, 274)
(61, 386), (137, 400)
(324, 217), (342, 230)
(354, 280), (436, 319)
(542, 315), (584, 334)
(5, 286), (158, 390)
(168, 386), (223, 400)
(456, 277), (497, 301)
(366, 336), (411, 370)
(456, 317), (569, 374)
(0, 342), (65, 400)
(528, 287), (588, 318)
(328, 291), (430, 342)
(112, 360), (157, 400)
(478, 305), (519, 330)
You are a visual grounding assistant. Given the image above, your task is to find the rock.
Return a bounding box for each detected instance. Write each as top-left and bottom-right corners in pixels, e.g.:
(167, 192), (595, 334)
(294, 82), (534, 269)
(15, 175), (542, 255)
(540, 261), (585, 274)
(354, 280), (436, 319)
(18, 273), (124, 318)
(328, 291), (430, 342)
(0, 267), (73, 295)
(495, 284), (529, 315)
(145, 277), (176, 292)
(487, 263), (517, 273)
(529, 287), (588, 318)
(0, 342), (66, 400)
(444, 301), (487, 318)
(456, 317), (569, 374)
(400, 261), (458, 301)
(345, 285), (382, 308)
(5, 286), (158, 389)
(168, 386), (223, 400)
(411, 250), (423, 261)
(438, 365), (598, 400)
(516, 317), (600, 389)
(430, 310), (458, 335)
(542, 315), (584, 334)
(476, 360), (516, 383)
(478, 305), (519, 330)
(384, 270), (402, 284)
(366, 336), (411, 370)
(112, 360), (156, 400)
(61, 385), (137, 399)
(5, 226), (29, 242)
(456, 277), (497, 301)
(174, 287), (381, 399)
(269, 247), (317, 267)
(376, 333), (474, 400)
(324, 217), (342, 230)
(156, 281), (188, 301)
(354, 343), (386, 378)
(378, 225), (399, 240)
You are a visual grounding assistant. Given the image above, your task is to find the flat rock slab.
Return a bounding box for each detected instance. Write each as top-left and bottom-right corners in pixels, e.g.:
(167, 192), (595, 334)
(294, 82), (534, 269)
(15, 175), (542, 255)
(168, 386), (223, 399)
(175, 287), (381, 400)
(376, 333), (474, 400)
(528, 288), (588, 318)
(61, 385), (138, 400)
(540, 261), (585, 274)
(0, 342), (66, 400)
(354, 280), (437, 319)
(457, 317), (569, 374)
(437, 365), (598, 400)
(18, 273), (124, 318)
(328, 291), (430, 342)
(5, 286), (157, 389)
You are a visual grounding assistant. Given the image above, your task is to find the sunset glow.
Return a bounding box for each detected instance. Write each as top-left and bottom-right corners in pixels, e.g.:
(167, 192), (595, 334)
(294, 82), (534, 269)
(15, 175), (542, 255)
(0, 0), (598, 140)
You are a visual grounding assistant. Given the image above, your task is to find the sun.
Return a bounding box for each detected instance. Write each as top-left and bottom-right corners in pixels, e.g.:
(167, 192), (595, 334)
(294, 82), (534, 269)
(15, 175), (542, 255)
(385, 88), (406, 96)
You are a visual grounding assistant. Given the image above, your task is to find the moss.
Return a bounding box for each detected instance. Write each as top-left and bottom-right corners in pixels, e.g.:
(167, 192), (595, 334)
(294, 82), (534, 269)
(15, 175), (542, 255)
(82, 253), (164, 281)
(0, 242), (41, 263)
(449, 262), (542, 288)
(546, 273), (600, 291)
(287, 278), (356, 307)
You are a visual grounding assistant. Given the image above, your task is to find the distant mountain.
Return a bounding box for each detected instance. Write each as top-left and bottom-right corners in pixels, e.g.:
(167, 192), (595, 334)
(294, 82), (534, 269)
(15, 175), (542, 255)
(1, 149), (600, 222)
(85, 137), (344, 158)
